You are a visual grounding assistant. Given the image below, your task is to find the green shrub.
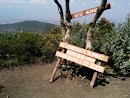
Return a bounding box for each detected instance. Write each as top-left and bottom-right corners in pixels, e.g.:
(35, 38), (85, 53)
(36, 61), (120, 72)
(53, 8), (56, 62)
(0, 32), (18, 68)
(0, 26), (62, 69)
(41, 27), (62, 62)
(13, 31), (42, 64)
(93, 17), (115, 51)
(70, 22), (88, 48)
(0, 31), (42, 68)
(103, 14), (130, 75)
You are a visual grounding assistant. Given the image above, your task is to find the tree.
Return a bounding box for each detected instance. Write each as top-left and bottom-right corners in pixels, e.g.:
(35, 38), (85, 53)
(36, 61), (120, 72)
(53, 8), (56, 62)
(50, 0), (72, 82)
(54, 0), (72, 43)
(54, 0), (111, 50)
(54, 0), (73, 64)
(86, 0), (111, 50)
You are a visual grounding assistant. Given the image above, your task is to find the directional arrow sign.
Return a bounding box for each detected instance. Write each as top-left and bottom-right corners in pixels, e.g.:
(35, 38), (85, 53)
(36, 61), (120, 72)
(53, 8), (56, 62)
(71, 3), (111, 19)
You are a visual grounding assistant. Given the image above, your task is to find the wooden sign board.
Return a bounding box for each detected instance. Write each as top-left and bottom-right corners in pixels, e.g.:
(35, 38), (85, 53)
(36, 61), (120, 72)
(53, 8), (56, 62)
(50, 42), (109, 86)
(59, 42), (109, 62)
(71, 3), (111, 19)
(66, 50), (96, 63)
(56, 51), (105, 73)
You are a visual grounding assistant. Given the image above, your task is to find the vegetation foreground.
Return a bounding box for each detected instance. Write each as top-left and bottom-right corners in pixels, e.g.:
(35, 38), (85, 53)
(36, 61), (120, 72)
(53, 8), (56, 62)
(0, 16), (130, 76)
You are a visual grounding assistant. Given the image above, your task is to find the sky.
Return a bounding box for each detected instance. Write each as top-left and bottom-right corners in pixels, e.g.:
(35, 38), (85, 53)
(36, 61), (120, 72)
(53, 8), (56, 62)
(0, 0), (130, 24)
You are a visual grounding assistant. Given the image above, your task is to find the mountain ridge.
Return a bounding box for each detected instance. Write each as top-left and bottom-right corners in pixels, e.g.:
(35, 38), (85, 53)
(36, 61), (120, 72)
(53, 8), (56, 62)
(0, 20), (56, 33)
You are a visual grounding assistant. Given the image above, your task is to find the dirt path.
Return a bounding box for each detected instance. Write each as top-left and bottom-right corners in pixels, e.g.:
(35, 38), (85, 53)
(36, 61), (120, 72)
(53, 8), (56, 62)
(0, 61), (130, 98)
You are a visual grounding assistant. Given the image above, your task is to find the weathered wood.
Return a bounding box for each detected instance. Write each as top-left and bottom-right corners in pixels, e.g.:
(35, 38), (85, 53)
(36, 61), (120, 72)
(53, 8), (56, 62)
(90, 71), (98, 88)
(53, 0), (72, 81)
(65, 0), (71, 23)
(90, 62), (101, 88)
(54, 0), (66, 41)
(56, 51), (105, 73)
(71, 3), (111, 19)
(66, 50), (96, 63)
(59, 42), (109, 62)
(50, 49), (65, 83)
(61, 0), (72, 43)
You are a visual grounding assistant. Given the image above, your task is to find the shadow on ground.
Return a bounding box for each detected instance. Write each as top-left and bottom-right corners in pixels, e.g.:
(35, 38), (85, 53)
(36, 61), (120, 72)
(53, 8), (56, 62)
(77, 67), (110, 88)
(0, 85), (4, 92)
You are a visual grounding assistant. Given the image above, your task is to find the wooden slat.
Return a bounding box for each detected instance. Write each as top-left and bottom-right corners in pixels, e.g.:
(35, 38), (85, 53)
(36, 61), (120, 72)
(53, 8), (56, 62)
(71, 3), (111, 19)
(66, 50), (96, 63)
(56, 51), (105, 73)
(59, 42), (109, 62)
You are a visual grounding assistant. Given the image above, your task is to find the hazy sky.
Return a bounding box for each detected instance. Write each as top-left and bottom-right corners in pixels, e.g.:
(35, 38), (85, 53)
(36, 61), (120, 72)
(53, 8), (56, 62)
(0, 0), (130, 24)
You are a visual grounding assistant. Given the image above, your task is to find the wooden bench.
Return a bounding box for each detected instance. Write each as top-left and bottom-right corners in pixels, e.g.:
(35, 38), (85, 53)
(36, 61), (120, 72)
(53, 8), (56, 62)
(50, 42), (109, 88)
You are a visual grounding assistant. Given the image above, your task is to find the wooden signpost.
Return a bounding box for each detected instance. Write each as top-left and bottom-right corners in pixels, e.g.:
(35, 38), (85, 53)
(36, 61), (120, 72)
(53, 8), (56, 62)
(71, 3), (111, 19)
(50, 42), (109, 87)
(50, 3), (111, 88)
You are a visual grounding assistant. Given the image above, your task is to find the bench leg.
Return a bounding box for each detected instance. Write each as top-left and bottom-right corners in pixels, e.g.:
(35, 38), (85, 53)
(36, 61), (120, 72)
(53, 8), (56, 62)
(50, 58), (62, 83)
(90, 62), (101, 88)
(50, 49), (65, 83)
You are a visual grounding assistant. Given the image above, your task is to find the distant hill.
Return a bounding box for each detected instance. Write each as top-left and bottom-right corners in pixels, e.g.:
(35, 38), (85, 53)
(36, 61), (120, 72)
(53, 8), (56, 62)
(0, 21), (56, 33)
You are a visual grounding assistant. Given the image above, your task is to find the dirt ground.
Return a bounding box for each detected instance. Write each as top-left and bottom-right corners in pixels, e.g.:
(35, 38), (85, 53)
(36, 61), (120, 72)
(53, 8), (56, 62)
(0, 61), (130, 98)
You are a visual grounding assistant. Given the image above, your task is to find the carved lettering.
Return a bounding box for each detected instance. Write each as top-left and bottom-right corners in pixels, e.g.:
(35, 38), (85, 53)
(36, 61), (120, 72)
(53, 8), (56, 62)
(56, 51), (105, 73)
(74, 12), (83, 18)
(71, 3), (110, 19)
(66, 50), (96, 63)
(86, 8), (97, 15)
(59, 42), (109, 62)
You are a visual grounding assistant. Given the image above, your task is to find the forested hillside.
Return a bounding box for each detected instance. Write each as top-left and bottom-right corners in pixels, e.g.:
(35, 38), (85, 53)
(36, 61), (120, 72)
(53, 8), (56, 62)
(0, 21), (55, 33)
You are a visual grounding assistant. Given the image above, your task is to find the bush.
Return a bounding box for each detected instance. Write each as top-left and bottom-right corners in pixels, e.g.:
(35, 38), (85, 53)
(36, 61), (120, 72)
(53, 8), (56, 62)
(103, 14), (130, 75)
(13, 31), (42, 64)
(40, 26), (62, 62)
(70, 19), (114, 51)
(0, 32), (18, 68)
(93, 17), (115, 51)
(0, 31), (43, 68)
(70, 22), (88, 48)
(40, 30), (62, 62)
(0, 26), (62, 68)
